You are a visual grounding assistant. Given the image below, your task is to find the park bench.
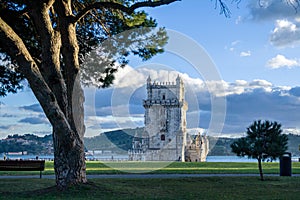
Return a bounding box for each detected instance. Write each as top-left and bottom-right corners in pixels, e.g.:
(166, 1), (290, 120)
(0, 160), (45, 178)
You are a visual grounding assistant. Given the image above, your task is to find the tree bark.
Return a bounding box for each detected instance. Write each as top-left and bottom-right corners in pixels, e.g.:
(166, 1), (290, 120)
(29, 1), (68, 115)
(1, 0), (179, 190)
(0, 16), (87, 189)
(258, 157), (264, 181)
(53, 127), (86, 189)
(52, 0), (87, 189)
(52, 73), (87, 189)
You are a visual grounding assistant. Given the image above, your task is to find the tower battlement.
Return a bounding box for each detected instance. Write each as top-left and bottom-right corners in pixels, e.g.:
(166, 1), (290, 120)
(145, 75), (185, 104)
(128, 75), (208, 162)
(148, 81), (176, 86)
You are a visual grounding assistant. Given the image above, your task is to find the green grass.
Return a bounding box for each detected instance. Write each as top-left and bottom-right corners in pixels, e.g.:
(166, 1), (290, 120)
(1, 162), (300, 199)
(1, 161), (300, 175)
(93, 161), (300, 174)
(0, 176), (300, 199)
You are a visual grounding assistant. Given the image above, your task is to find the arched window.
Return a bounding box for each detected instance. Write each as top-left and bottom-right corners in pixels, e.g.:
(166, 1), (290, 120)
(161, 134), (165, 141)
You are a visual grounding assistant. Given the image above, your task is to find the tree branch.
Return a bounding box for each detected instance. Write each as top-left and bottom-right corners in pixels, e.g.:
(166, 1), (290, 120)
(0, 16), (72, 138)
(29, 1), (68, 115)
(73, 0), (180, 23)
(54, 0), (85, 136)
(285, 0), (300, 11)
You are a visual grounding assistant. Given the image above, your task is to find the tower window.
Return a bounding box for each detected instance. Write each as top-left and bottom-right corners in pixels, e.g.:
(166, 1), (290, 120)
(162, 94), (165, 100)
(161, 134), (165, 141)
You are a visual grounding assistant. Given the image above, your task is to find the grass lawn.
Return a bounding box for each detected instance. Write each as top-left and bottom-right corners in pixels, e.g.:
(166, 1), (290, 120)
(1, 162), (300, 199)
(1, 161), (300, 175)
(0, 176), (300, 199)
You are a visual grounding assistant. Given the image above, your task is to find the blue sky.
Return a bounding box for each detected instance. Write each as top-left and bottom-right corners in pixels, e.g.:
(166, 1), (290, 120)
(2, 0), (300, 138)
(143, 0), (300, 86)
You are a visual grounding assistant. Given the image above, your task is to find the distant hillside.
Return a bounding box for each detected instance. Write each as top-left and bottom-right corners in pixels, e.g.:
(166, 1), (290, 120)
(0, 134), (53, 155)
(1, 130), (300, 156)
(207, 134), (300, 156)
(208, 137), (236, 156)
(84, 128), (144, 153)
(84, 131), (239, 155)
(84, 129), (300, 156)
(286, 134), (300, 156)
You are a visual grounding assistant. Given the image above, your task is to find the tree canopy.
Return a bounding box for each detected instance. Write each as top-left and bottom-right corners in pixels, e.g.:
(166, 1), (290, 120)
(1, 0), (298, 189)
(0, 0), (180, 189)
(231, 120), (288, 180)
(0, 0), (176, 94)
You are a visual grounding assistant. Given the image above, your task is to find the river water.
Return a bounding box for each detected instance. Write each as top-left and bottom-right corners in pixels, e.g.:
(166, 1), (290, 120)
(1, 154), (281, 162)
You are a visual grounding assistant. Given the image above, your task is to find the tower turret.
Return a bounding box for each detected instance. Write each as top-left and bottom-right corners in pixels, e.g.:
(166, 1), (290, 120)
(142, 75), (188, 161)
(147, 76), (151, 87)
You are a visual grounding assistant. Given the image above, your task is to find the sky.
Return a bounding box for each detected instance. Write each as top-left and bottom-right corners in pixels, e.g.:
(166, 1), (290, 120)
(2, 0), (300, 138)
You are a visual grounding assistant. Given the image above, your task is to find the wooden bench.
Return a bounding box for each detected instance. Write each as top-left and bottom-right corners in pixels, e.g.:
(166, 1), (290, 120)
(0, 160), (45, 178)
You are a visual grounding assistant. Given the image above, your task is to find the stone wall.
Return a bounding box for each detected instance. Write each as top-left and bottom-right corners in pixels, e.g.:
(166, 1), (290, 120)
(128, 75), (208, 162)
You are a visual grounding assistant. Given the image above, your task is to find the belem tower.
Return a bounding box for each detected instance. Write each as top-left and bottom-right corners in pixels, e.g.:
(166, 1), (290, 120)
(128, 75), (209, 162)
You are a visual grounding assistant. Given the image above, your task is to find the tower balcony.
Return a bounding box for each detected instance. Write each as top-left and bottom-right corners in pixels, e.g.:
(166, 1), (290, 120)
(143, 99), (184, 107)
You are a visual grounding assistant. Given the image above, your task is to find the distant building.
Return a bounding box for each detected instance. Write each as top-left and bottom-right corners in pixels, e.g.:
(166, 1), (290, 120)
(185, 133), (209, 162)
(128, 76), (209, 162)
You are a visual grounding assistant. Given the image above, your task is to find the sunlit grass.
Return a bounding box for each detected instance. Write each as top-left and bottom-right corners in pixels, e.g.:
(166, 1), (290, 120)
(1, 161), (300, 175)
(1, 161), (300, 199)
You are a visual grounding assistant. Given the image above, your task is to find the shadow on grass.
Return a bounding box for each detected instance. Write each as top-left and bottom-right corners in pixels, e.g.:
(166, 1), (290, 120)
(0, 180), (114, 200)
(1, 177), (300, 200)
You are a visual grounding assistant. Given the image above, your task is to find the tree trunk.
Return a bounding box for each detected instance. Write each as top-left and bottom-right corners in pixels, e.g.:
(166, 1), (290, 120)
(53, 127), (87, 189)
(0, 16), (87, 189)
(53, 75), (87, 189)
(51, 0), (87, 189)
(1, 0), (179, 190)
(258, 157), (264, 181)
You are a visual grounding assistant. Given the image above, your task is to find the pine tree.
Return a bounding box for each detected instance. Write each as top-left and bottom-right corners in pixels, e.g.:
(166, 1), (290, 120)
(231, 120), (288, 180)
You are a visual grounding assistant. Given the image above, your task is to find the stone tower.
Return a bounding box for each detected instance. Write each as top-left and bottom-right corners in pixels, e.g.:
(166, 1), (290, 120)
(142, 75), (188, 161)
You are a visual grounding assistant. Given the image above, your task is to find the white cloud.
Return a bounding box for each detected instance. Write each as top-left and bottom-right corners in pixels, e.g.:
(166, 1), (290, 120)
(283, 127), (300, 135)
(248, 0), (300, 21)
(226, 41), (251, 58)
(225, 40), (240, 52)
(110, 68), (279, 98)
(113, 66), (145, 88)
(0, 104), (52, 138)
(249, 79), (272, 87)
(270, 19), (300, 47)
(84, 114), (144, 137)
(275, 19), (297, 31)
(113, 66), (186, 89)
(231, 40), (240, 46)
(266, 54), (300, 69)
(235, 16), (242, 24)
(3, 66), (300, 138)
(240, 51), (251, 57)
(235, 80), (248, 86)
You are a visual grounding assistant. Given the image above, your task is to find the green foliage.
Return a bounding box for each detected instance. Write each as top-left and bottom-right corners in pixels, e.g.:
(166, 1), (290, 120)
(0, 1), (38, 96)
(80, 24), (168, 88)
(0, 0), (169, 93)
(0, 64), (24, 97)
(0, 134), (53, 155)
(208, 137), (236, 156)
(1, 128), (297, 157)
(231, 120), (288, 180)
(84, 128), (143, 152)
(231, 120), (288, 161)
